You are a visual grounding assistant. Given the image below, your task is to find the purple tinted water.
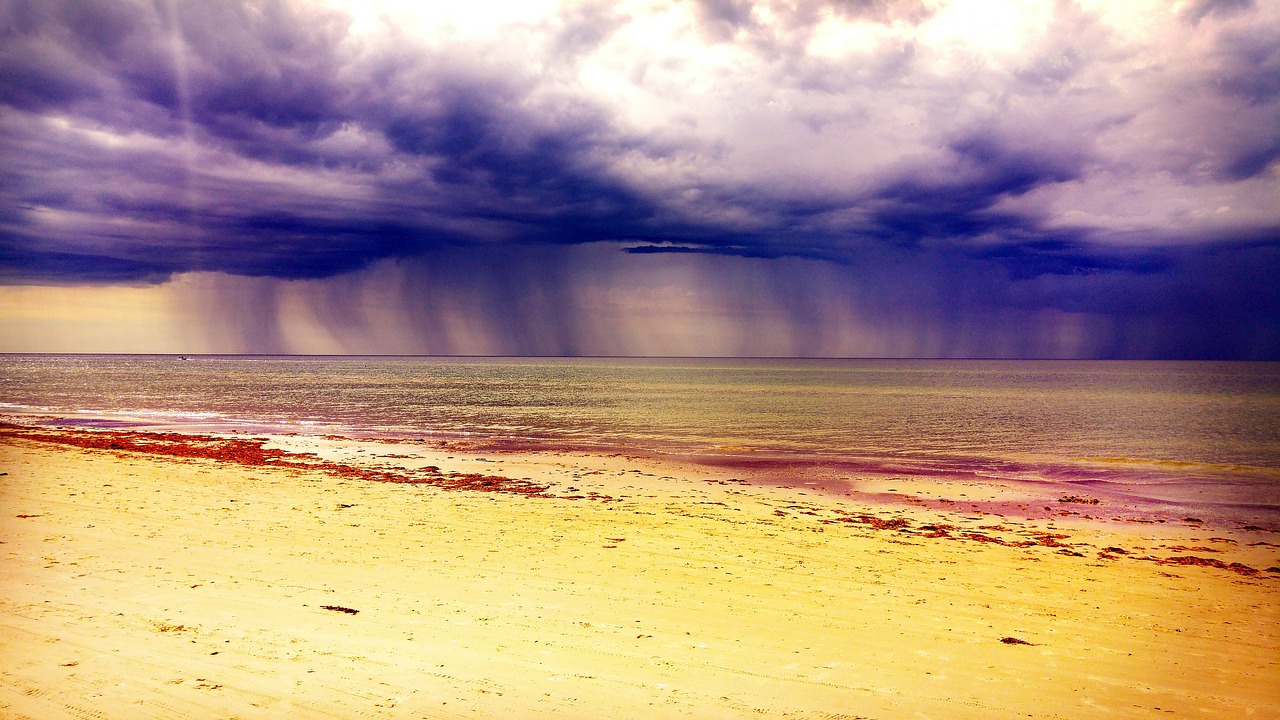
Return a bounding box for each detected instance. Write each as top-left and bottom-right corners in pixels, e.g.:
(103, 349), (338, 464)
(2, 355), (1277, 523)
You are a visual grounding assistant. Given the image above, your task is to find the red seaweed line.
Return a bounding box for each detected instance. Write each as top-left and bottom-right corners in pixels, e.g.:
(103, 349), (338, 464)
(0, 423), (551, 498)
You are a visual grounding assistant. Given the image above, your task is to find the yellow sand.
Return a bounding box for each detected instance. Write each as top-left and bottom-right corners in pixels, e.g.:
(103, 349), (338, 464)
(1, 437), (1277, 719)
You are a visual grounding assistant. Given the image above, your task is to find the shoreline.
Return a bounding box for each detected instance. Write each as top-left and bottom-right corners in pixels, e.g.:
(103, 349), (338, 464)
(5, 421), (1278, 552)
(3, 423), (1279, 718)
(7, 412), (1279, 529)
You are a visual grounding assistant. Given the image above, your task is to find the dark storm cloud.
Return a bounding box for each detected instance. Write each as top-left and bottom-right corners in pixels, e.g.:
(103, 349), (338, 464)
(1214, 28), (1280, 106)
(1, 0), (695, 280)
(0, 245), (173, 285)
(0, 0), (1256, 273)
(622, 121), (1100, 276)
(374, 82), (644, 241)
(1206, 26), (1280, 180)
(860, 128), (1085, 244)
(1, 0), (1278, 357)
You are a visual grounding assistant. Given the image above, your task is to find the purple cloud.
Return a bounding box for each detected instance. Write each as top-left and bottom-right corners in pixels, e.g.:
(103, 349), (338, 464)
(0, 0), (1277, 357)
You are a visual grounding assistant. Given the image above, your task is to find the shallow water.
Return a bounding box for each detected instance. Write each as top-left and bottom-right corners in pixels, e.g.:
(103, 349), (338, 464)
(3, 355), (1278, 522)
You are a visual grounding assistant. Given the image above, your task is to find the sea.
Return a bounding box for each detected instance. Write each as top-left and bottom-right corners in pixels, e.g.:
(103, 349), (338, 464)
(2, 355), (1278, 525)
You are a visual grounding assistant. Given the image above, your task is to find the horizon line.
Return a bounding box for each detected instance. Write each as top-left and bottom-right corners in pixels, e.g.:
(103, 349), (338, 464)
(0, 352), (1271, 362)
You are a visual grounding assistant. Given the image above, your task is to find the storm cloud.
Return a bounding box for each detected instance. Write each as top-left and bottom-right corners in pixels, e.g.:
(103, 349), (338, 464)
(1, 0), (1277, 357)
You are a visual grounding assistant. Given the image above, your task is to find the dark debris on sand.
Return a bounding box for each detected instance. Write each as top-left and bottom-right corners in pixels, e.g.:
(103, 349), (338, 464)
(1000, 636), (1036, 645)
(320, 605), (359, 615)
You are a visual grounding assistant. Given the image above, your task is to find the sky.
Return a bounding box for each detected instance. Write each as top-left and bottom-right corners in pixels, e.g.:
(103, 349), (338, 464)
(1, 0), (1277, 358)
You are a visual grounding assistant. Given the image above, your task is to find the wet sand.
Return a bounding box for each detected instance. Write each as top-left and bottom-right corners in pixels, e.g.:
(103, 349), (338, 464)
(2, 424), (1278, 718)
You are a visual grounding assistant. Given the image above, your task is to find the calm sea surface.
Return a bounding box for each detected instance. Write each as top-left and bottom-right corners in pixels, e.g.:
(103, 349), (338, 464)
(3, 355), (1278, 518)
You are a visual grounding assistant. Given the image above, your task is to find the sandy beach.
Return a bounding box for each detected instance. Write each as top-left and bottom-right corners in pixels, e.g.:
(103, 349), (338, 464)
(2, 424), (1277, 719)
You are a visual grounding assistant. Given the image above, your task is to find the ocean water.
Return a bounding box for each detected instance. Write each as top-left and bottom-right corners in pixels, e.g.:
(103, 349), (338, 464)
(3, 355), (1278, 521)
